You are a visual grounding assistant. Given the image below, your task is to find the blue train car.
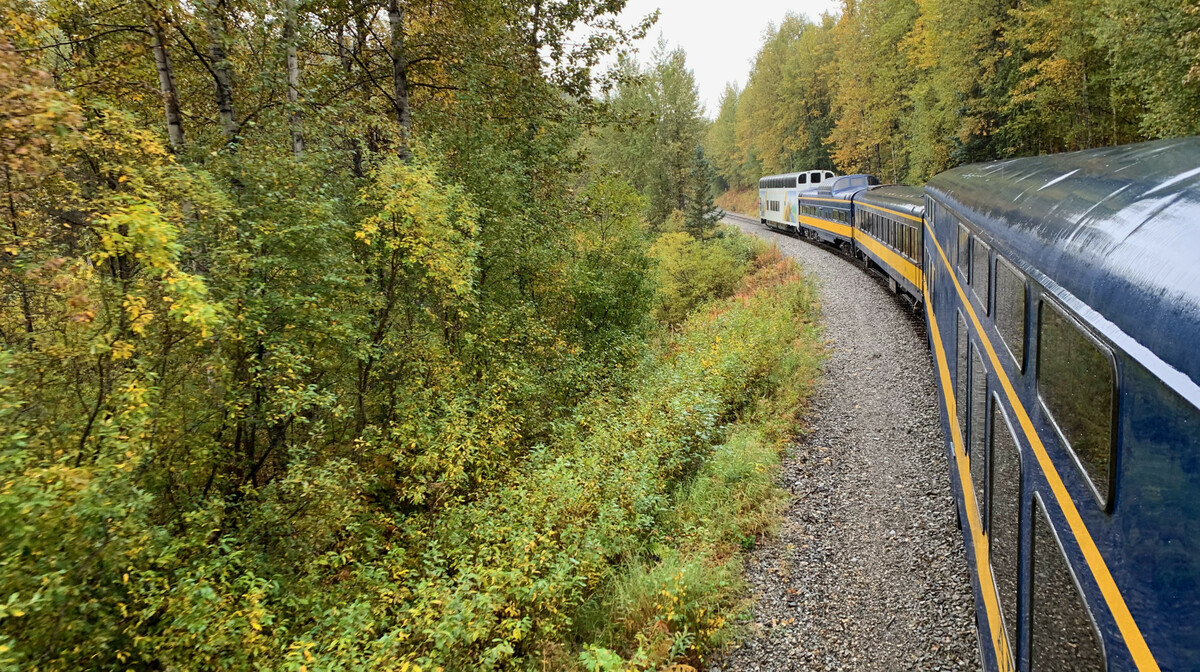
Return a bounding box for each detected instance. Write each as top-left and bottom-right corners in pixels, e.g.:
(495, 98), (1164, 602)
(923, 139), (1200, 672)
(796, 174), (878, 246)
(852, 185), (925, 302)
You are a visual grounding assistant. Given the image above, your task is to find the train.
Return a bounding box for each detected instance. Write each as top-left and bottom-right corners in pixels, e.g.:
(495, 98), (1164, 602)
(755, 138), (1200, 672)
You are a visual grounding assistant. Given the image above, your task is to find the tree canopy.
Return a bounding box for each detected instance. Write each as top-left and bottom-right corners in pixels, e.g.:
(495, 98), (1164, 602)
(707, 0), (1200, 187)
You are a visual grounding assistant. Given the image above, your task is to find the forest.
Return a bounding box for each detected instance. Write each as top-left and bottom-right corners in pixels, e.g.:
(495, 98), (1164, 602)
(0, 0), (825, 669)
(706, 0), (1200, 192)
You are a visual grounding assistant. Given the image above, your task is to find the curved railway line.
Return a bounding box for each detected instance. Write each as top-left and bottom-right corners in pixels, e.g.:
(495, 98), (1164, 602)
(716, 212), (978, 671)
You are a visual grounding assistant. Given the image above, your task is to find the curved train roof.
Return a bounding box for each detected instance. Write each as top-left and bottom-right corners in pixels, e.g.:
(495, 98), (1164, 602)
(758, 170), (836, 188)
(856, 185), (925, 218)
(807, 174), (880, 200)
(925, 137), (1200, 398)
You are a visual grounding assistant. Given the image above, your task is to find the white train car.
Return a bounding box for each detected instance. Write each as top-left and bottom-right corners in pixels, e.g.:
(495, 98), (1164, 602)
(758, 169), (836, 232)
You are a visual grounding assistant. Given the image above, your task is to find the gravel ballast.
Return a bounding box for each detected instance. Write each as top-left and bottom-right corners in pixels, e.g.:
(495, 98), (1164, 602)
(715, 215), (978, 672)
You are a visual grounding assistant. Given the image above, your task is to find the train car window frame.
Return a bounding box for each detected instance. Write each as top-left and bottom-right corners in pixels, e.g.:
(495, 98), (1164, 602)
(969, 341), (988, 522)
(957, 222), (970, 277)
(1036, 298), (1118, 511)
(972, 237), (992, 315)
(798, 173), (808, 184)
(1031, 494), (1107, 671)
(994, 256), (1028, 372)
(989, 395), (1022, 662)
(957, 311), (969, 449)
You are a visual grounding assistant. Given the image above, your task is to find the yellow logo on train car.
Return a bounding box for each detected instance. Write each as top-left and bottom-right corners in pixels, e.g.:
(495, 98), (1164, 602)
(784, 190), (797, 222)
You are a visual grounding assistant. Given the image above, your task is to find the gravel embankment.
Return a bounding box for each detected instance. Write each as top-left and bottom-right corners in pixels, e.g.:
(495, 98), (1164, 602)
(715, 215), (978, 672)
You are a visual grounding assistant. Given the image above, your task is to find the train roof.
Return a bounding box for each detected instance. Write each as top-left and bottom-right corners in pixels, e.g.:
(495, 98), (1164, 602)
(758, 170), (836, 188)
(806, 174), (880, 201)
(925, 137), (1200, 398)
(856, 185), (925, 218)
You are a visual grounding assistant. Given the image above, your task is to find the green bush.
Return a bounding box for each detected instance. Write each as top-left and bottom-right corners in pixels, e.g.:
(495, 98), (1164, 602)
(649, 228), (757, 326)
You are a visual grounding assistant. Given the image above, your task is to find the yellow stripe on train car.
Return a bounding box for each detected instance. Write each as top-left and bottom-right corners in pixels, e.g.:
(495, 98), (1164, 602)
(924, 277), (1016, 672)
(854, 230), (924, 288)
(857, 201), (923, 224)
(798, 214), (853, 238)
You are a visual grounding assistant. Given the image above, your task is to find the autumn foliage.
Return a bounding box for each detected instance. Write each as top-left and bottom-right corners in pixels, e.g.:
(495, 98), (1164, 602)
(0, 0), (822, 667)
(706, 0), (1200, 188)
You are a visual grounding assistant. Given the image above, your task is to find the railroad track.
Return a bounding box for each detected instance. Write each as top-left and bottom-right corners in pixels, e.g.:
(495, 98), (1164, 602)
(716, 209), (977, 672)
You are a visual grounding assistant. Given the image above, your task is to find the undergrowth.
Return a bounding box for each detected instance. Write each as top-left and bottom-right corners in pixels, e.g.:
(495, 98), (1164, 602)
(563, 243), (825, 671)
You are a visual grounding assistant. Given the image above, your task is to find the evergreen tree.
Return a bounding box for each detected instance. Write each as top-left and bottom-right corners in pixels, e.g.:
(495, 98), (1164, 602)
(684, 144), (723, 239)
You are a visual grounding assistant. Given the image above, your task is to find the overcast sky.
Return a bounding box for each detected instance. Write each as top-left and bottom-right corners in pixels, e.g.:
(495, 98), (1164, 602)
(613, 0), (841, 118)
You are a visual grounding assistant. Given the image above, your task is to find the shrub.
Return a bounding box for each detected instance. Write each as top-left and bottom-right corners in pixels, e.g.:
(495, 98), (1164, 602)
(649, 230), (755, 325)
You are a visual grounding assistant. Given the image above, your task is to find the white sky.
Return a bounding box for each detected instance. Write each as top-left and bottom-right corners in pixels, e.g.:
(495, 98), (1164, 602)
(614, 0), (842, 118)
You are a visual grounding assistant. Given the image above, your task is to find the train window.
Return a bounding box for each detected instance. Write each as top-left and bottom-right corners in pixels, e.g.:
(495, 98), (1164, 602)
(957, 312), (969, 445)
(990, 397), (1021, 657)
(798, 174), (808, 184)
(1032, 497), (1106, 670)
(913, 225), (923, 264)
(972, 237), (991, 313)
(970, 343), (987, 518)
(995, 257), (1027, 369)
(957, 223), (970, 276)
(1037, 301), (1116, 506)
(810, 171), (821, 182)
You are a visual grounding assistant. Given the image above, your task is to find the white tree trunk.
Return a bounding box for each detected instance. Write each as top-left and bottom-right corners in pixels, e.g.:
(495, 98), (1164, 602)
(285, 0), (303, 157)
(147, 12), (185, 153)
